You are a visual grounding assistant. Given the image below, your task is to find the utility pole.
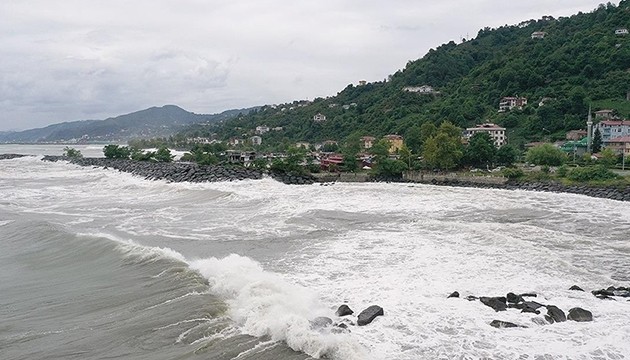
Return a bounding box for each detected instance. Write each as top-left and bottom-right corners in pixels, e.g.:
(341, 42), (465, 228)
(586, 105), (593, 154)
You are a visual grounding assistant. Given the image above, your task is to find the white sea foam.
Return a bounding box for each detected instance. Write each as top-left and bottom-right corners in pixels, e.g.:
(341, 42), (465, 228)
(190, 254), (367, 359)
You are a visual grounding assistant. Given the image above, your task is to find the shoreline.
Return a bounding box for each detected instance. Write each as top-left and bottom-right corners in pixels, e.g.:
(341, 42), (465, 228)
(2, 154), (629, 202)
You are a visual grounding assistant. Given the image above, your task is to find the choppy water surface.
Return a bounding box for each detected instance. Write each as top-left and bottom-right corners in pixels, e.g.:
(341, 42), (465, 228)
(1, 153), (629, 360)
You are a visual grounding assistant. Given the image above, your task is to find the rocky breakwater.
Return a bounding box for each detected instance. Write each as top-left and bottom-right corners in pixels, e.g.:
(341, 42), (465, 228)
(427, 178), (630, 202)
(42, 156), (264, 183)
(269, 171), (316, 185)
(0, 154), (29, 160)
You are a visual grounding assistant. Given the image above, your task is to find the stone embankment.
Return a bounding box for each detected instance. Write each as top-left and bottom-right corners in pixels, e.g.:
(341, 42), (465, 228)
(41, 156), (318, 185)
(0, 154), (28, 160)
(424, 177), (630, 202)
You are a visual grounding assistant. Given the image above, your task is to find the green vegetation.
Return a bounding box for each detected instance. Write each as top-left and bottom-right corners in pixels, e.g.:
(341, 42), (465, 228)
(62, 146), (83, 158)
(174, 1), (630, 152)
(565, 165), (621, 182)
(103, 145), (131, 159)
(154, 146), (174, 163)
(526, 144), (568, 166)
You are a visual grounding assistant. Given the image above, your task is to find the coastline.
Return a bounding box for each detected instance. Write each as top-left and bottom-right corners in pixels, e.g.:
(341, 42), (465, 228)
(3, 154), (629, 202)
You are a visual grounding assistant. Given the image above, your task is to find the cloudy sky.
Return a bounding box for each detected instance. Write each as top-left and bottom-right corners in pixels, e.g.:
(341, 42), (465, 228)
(0, 0), (612, 131)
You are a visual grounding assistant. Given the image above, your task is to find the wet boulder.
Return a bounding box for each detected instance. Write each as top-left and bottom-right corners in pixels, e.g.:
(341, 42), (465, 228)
(448, 291), (460, 298)
(465, 295), (478, 301)
(310, 317), (333, 329)
(506, 292), (523, 304)
(569, 285), (584, 292)
(544, 305), (566, 324)
(490, 320), (522, 328)
(357, 305), (384, 326)
(336, 304), (354, 317)
(480, 297), (507, 312)
(567, 308), (593, 322)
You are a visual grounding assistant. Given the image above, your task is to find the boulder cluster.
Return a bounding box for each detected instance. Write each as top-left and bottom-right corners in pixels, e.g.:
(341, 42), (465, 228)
(0, 154), (28, 160)
(309, 304), (384, 333)
(446, 284), (630, 328)
(428, 178), (630, 202)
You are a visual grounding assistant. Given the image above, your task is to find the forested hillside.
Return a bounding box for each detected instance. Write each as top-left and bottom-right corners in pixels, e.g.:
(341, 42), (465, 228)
(180, 1), (630, 151)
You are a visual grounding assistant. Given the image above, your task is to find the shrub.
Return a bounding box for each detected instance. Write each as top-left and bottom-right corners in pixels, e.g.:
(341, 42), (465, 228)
(556, 165), (569, 177)
(525, 144), (567, 166)
(103, 145), (131, 159)
(566, 165), (621, 182)
(502, 167), (524, 179)
(154, 146), (174, 162)
(63, 146), (83, 158)
(130, 148), (155, 161)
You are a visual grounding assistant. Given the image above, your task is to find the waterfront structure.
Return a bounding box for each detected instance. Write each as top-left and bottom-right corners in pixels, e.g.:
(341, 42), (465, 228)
(383, 135), (404, 154)
(498, 97), (527, 112)
(465, 123), (507, 147)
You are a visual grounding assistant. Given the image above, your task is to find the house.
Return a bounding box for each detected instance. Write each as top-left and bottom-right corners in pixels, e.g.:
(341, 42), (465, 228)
(615, 28), (629, 35)
(402, 85), (438, 94)
(360, 136), (376, 149)
(226, 150), (257, 165)
(606, 136), (630, 156)
(566, 130), (587, 141)
(383, 134), (404, 154)
(594, 109), (614, 119)
(313, 113), (327, 122)
(228, 138), (243, 146)
(560, 138), (589, 157)
(255, 126), (270, 135)
(273, 127), (283, 131)
(465, 123), (507, 147)
(358, 80), (367, 86)
(250, 136), (262, 146)
(499, 97), (527, 112)
(531, 31), (546, 39)
(320, 154), (344, 171)
(595, 120), (630, 144)
(295, 142), (311, 149)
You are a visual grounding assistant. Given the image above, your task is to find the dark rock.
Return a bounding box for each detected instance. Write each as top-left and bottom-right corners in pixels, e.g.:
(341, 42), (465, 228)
(531, 317), (549, 326)
(448, 291), (460, 298)
(310, 317), (333, 329)
(465, 295), (478, 301)
(544, 305), (566, 324)
(595, 294), (615, 300)
(489, 320), (522, 328)
(592, 289), (615, 297)
(569, 285), (584, 292)
(520, 293), (537, 298)
(506, 292), (523, 304)
(567, 307), (593, 322)
(336, 304), (354, 317)
(357, 305), (384, 326)
(480, 297), (507, 312)
(613, 290), (630, 297)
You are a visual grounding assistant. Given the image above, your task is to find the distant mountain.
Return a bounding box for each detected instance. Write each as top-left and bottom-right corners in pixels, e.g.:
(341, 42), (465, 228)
(0, 105), (255, 143)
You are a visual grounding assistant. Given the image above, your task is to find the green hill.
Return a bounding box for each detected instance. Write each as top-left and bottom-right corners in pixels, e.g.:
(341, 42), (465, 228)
(181, 1), (630, 150)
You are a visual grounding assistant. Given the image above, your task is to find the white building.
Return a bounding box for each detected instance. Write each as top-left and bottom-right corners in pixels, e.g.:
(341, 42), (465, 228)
(402, 85), (438, 94)
(531, 31), (546, 39)
(615, 28), (628, 35)
(595, 120), (630, 144)
(499, 97), (527, 112)
(465, 123), (507, 147)
(313, 113), (327, 122)
(255, 126), (270, 135)
(250, 136), (262, 146)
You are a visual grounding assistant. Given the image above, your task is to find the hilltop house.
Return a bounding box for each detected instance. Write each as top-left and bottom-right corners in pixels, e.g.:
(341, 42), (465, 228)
(595, 120), (630, 144)
(615, 28), (629, 35)
(361, 136), (376, 149)
(383, 134), (404, 154)
(499, 97), (527, 112)
(594, 109), (614, 120)
(566, 129), (587, 141)
(465, 123), (507, 147)
(228, 138), (243, 146)
(250, 136), (262, 146)
(295, 142), (311, 149)
(313, 113), (327, 122)
(255, 126), (270, 135)
(402, 85), (438, 94)
(531, 31), (546, 39)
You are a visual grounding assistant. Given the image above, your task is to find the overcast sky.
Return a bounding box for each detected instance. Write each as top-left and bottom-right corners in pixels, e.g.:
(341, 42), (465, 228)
(0, 0), (613, 131)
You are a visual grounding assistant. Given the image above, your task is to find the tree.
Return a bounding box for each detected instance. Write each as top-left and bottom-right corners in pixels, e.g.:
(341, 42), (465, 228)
(103, 145), (131, 159)
(422, 133), (463, 170)
(592, 128), (602, 153)
(374, 158), (408, 177)
(154, 146), (174, 162)
(404, 126), (423, 154)
(130, 147), (155, 161)
(599, 148), (617, 167)
(464, 132), (497, 168)
(63, 146), (83, 158)
(525, 144), (567, 166)
(419, 122), (438, 149)
(495, 144), (519, 167)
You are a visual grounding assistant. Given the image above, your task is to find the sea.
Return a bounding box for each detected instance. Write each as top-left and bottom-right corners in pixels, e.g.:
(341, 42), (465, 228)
(1, 144), (629, 360)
